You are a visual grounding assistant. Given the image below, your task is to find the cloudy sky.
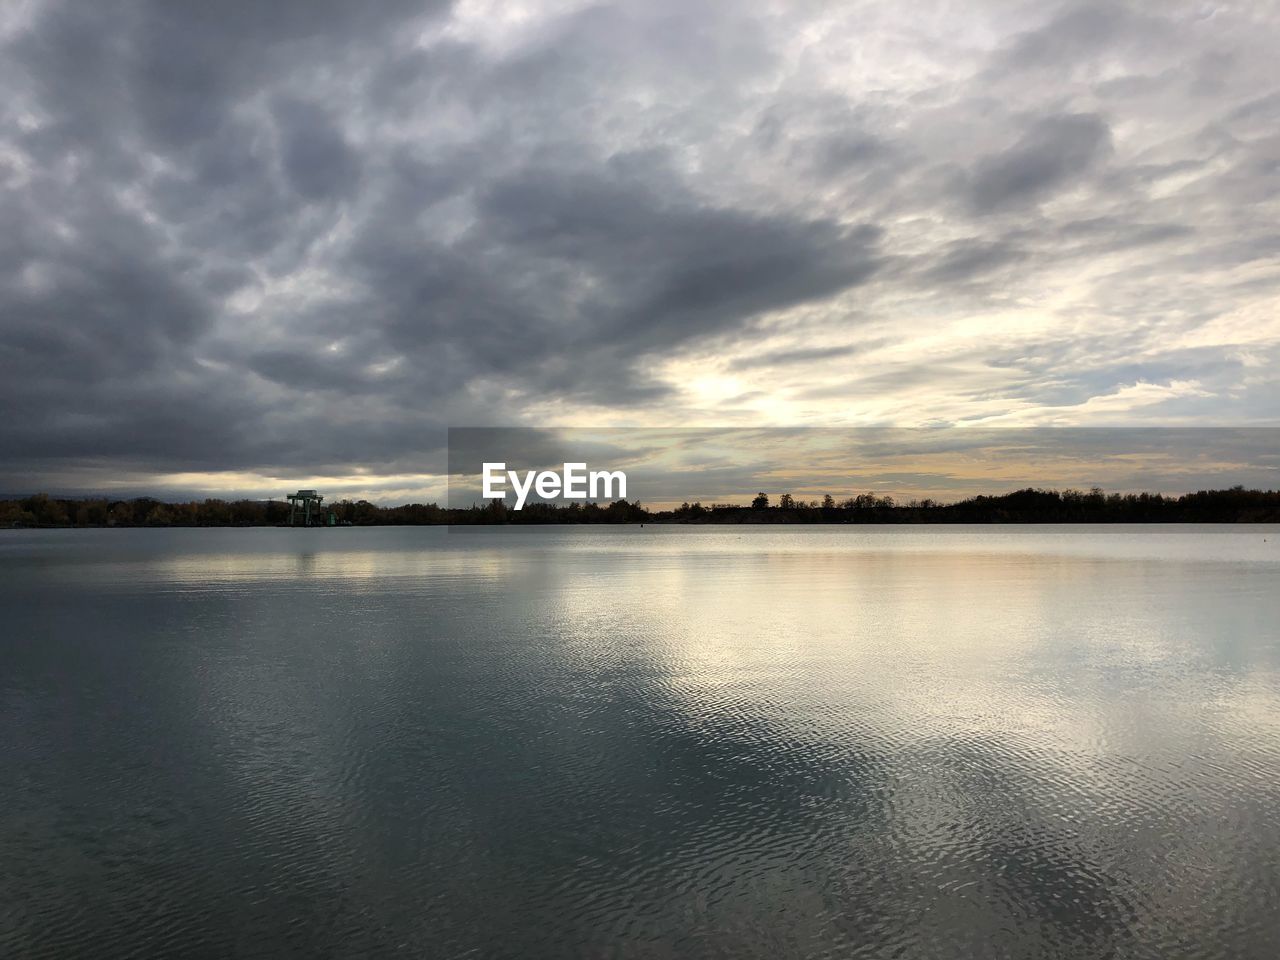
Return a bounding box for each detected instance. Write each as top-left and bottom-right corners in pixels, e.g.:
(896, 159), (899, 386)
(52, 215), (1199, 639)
(2, 0), (1278, 502)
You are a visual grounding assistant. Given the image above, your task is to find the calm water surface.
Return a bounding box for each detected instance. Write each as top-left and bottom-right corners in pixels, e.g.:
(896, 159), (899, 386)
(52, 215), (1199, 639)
(2, 526), (1278, 958)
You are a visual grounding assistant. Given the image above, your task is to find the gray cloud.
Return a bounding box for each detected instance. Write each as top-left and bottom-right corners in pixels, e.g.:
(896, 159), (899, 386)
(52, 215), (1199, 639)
(969, 113), (1113, 212)
(994, 3), (1144, 74)
(273, 98), (362, 201)
(728, 342), (887, 372)
(1, 0), (1278, 497)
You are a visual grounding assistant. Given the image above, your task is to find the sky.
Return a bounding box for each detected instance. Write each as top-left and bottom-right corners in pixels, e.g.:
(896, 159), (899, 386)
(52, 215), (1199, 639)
(2, 0), (1278, 503)
(445, 427), (1280, 508)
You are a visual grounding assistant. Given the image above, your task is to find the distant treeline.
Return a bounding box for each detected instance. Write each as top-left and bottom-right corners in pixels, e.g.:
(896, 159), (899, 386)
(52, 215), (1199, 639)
(3, 486), (1279, 527)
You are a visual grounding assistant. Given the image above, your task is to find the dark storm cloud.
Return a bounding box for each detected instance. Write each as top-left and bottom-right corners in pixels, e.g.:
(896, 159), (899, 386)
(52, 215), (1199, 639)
(336, 157), (883, 407)
(728, 342), (886, 372)
(2, 0), (1278, 496)
(922, 239), (1027, 284)
(968, 113), (1112, 212)
(0, 0), (454, 482)
(994, 2), (1142, 73)
(272, 98), (362, 201)
(475, 165), (882, 347)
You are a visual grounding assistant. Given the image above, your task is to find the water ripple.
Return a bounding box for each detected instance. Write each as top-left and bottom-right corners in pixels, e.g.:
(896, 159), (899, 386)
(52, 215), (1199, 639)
(1, 527), (1278, 957)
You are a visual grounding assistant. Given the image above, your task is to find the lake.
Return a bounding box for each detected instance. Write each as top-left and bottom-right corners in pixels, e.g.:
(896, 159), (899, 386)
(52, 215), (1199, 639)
(2, 526), (1278, 958)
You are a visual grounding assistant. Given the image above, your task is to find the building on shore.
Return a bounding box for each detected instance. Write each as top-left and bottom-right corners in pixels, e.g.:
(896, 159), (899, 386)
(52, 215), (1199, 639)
(287, 490), (334, 526)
